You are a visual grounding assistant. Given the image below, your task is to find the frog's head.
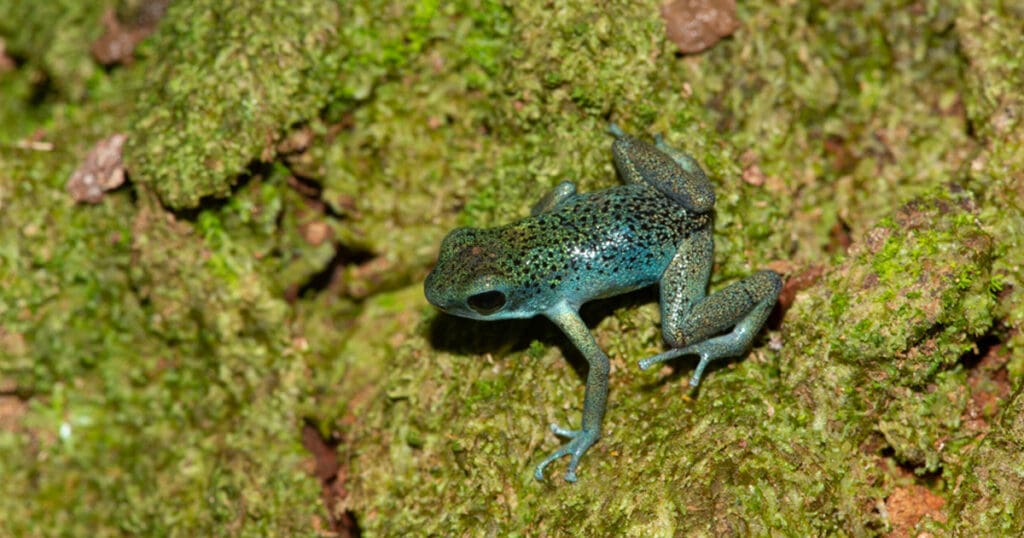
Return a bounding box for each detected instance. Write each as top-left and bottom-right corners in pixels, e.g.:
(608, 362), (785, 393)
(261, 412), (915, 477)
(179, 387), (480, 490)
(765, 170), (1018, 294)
(425, 227), (529, 321)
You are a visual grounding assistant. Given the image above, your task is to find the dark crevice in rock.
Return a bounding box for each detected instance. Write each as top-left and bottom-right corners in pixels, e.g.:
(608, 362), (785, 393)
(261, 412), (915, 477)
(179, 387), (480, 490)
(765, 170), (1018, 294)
(300, 420), (360, 538)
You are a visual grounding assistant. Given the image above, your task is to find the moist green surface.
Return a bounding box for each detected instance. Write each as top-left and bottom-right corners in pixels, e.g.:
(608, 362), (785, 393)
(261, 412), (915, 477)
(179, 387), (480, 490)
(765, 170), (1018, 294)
(1, 0), (1022, 535)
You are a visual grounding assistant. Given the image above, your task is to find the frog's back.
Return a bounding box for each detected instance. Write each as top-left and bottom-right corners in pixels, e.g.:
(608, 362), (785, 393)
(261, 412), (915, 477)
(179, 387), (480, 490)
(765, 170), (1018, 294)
(499, 183), (709, 307)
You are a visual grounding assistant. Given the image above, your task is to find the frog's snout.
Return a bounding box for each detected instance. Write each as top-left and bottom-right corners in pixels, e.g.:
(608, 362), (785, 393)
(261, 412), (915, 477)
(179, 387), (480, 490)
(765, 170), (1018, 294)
(424, 263), (514, 320)
(423, 268), (447, 310)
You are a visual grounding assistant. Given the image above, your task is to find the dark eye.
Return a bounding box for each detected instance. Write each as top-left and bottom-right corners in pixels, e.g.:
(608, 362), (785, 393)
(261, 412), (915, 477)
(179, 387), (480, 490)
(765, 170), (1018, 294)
(467, 290), (507, 315)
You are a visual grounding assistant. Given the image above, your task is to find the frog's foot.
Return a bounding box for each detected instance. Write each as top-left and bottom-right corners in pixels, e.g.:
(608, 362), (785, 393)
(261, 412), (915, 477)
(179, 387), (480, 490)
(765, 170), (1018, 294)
(638, 337), (740, 389)
(607, 122), (626, 139)
(533, 424), (600, 483)
(647, 270), (782, 388)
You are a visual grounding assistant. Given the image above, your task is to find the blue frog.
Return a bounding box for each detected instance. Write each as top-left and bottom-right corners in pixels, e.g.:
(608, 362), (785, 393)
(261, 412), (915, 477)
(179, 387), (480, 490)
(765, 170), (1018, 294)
(424, 125), (782, 482)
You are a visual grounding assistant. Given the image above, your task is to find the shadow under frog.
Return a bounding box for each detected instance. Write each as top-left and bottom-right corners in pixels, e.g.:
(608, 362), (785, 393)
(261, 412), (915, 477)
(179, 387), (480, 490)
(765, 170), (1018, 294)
(424, 125), (782, 483)
(427, 287), (660, 382)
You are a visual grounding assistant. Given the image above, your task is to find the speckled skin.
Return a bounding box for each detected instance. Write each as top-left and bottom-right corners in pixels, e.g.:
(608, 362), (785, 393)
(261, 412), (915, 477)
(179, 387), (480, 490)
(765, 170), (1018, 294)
(424, 126), (782, 482)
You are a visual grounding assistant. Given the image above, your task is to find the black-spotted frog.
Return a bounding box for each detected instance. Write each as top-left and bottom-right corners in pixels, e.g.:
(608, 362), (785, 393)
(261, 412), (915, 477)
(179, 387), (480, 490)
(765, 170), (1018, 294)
(424, 125), (782, 482)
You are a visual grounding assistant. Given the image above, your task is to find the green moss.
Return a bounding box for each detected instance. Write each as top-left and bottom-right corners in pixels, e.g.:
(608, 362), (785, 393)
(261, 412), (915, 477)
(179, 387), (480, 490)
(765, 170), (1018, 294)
(339, 2), (1015, 534)
(469, 378), (508, 403)
(1, 21), (325, 533)
(3, 0), (1024, 535)
(878, 370), (969, 474)
(829, 290), (851, 320)
(0, 69), (55, 143)
(948, 386), (1024, 534)
(823, 193), (995, 373)
(123, 0), (343, 209)
(1, 117), (321, 535)
(0, 0), (109, 101)
(957, 0), (1024, 387)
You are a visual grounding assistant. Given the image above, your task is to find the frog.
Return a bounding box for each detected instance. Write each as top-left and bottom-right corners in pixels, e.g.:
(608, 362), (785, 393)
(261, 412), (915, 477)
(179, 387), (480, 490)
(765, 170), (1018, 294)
(423, 124), (782, 483)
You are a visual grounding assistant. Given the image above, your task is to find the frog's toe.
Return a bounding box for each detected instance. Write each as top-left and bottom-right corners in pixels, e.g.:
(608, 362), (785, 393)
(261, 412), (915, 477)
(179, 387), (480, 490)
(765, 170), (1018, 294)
(534, 428), (600, 482)
(607, 123), (626, 138)
(550, 423), (581, 438)
(688, 350), (718, 387)
(639, 345), (717, 388)
(534, 444), (572, 481)
(638, 346), (692, 371)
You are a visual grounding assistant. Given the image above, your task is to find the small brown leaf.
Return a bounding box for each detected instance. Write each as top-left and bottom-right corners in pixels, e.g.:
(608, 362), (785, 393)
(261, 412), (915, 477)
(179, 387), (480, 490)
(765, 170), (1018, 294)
(661, 0), (740, 54)
(67, 133), (128, 204)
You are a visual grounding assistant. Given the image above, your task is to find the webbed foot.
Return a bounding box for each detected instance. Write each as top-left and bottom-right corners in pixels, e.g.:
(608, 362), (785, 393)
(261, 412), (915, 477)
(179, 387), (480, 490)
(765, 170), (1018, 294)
(533, 423), (600, 483)
(646, 270), (782, 388)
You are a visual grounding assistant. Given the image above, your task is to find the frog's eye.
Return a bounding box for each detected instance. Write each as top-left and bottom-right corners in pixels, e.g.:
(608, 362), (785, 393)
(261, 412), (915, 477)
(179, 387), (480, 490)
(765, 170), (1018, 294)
(467, 290), (506, 315)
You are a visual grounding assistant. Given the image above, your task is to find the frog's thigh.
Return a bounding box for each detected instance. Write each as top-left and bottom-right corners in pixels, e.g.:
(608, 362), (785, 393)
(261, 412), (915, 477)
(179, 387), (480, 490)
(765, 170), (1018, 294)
(671, 270), (782, 347)
(659, 226), (713, 348)
(651, 139), (716, 213)
(610, 132), (714, 213)
(655, 136), (710, 184)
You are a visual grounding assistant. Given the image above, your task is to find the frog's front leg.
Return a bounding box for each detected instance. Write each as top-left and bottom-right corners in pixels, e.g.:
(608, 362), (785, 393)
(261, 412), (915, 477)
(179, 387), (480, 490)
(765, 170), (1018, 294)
(535, 304), (609, 483)
(641, 227), (782, 387)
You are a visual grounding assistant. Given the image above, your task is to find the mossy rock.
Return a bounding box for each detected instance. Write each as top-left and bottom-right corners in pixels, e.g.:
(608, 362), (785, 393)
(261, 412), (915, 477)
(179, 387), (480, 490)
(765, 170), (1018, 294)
(1, 0), (1023, 536)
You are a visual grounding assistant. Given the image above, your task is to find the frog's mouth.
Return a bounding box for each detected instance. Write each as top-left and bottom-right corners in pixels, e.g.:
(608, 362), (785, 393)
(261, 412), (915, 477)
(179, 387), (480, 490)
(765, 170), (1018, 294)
(466, 290), (506, 315)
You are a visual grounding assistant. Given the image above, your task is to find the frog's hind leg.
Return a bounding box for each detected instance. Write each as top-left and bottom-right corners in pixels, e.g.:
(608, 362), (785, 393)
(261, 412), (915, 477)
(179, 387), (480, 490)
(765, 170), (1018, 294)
(644, 228), (781, 387)
(653, 134), (710, 187)
(657, 225), (713, 346)
(606, 124), (715, 213)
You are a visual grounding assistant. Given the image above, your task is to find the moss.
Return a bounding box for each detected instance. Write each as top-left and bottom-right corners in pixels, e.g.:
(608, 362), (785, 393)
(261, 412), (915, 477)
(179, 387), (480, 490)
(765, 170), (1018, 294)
(1, 123), (322, 536)
(829, 290), (851, 321)
(338, 2), (1014, 535)
(344, 190), (995, 534)
(1, 26), (322, 535)
(349, 310), (889, 534)
(821, 193), (995, 373)
(122, 0), (343, 209)
(948, 386), (1024, 534)
(3, 0), (1024, 535)
(877, 370), (969, 474)
(957, 0), (1024, 386)
(0, 0), (110, 101)
(0, 68), (56, 144)
(123, 0), (471, 210)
